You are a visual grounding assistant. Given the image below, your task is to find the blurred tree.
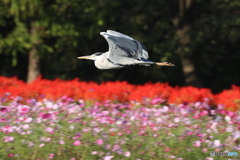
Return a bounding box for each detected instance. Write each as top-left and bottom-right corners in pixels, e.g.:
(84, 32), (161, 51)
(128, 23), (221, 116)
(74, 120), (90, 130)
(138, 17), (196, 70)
(172, 0), (201, 87)
(0, 0), (83, 83)
(0, 0), (240, 92)
(189, 0), (240, 92)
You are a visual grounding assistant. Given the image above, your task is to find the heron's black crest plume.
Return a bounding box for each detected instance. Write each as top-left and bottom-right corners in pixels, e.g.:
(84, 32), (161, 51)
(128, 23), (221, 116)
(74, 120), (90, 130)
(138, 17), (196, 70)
(93, 52), (103, 56)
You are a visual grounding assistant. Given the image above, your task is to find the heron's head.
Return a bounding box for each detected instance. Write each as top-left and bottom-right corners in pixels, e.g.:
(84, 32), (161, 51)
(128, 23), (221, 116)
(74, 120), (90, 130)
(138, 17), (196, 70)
(77, 52), (103, 61)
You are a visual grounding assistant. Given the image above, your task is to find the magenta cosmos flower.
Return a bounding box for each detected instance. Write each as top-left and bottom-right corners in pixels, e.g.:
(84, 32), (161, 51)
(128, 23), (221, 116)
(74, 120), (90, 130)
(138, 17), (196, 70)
(96, 139), (104, 145)
(73, 140), (81, 146)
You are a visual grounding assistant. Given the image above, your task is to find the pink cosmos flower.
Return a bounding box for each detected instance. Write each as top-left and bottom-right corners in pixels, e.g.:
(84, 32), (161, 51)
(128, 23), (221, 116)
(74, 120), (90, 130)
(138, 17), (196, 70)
(174, 117), (180, 123)
(186, 131), (194, 136)
(2, 126), (14, 134)
(226, 125), (234, 132)
(8, 153), (14, 158)
(218, 109), (225, 114)
(103, 156), (114, 160)
(193, 140), (201, 147)
(82, 128), (89, 132)
(169, 155), (176, 158)
(45, 127), (54, 133)
(24, 117), (33, 123)
(227, 111), (234, 117)
(124, 151), (131, 157)
(18, 117), (26, 122)
(112, 144), (120, 151)
(4, 136), (14, 142)
(39, 143), (45, 147)
(179, 108), (187, 114)
(17, 105), (30, 114)
(22, 124), (30, 130)
(75, 132), (82, 138)
(49, 153), (54, 159)
(163, 106), (169, 111)
(42, 113), (52, 119)
(164, 148), (171, 152)
(210, 110), (215, 115)
(36, 118), (42, 123)
(215, 148), (220, 152)
(0, 107), (8, 113)
(168, 123), (174, 128)
(73, 140), (81, 146)
(102, 111), (109, 115)
(212, 140), (221, 148)
(193, 114), (200, 119)
(96, 139), (104, 145)
(194, 102), (201, 107)
(199, 110), (208, 116)
(46, 137), (51, 142)
(49, 153), (54, 156)
(91, 151), (98, 155)
(151, 98), (162, 104)
(28, 141), (34, 147)
(59, 140), (65, 145)
(149, 123), (155, 127)
(0, 118), (6, 122)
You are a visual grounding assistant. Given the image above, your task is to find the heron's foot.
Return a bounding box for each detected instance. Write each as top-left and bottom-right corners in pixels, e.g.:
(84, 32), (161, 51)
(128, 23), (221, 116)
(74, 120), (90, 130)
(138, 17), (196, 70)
(156, 62), (175, 66)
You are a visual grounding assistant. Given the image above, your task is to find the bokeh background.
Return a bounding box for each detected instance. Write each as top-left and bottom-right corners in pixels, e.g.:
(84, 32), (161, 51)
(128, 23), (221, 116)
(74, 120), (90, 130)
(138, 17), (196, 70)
(0, 0), (240, 93)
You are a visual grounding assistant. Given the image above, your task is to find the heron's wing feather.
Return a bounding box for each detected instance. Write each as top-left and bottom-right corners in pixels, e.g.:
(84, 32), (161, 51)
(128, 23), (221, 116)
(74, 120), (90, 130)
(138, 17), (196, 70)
(106, 47), (153, 66)
(107, 30), (149, 59)
(102, 37), (139, 65)
(107, 30), (148, 57)
(106, 30), (134, 40)
(100, 31), (149, 61)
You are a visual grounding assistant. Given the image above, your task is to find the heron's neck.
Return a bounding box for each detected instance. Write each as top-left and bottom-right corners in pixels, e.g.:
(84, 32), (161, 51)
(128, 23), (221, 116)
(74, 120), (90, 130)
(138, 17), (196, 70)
(94, 53), (108, 69)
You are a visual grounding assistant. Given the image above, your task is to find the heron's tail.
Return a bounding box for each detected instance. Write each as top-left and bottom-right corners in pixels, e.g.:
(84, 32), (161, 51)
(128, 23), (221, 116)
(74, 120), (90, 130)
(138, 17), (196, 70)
(156, 62), (175, 66)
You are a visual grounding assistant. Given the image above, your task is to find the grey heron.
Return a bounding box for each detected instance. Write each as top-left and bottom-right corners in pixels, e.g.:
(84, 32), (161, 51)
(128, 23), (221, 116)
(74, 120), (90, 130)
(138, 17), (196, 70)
(77, 30), (174, 69)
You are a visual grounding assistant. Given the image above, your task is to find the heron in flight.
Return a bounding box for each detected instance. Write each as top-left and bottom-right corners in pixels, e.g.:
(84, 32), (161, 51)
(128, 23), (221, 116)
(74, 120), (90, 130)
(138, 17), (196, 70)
(77, 30), (174, 69)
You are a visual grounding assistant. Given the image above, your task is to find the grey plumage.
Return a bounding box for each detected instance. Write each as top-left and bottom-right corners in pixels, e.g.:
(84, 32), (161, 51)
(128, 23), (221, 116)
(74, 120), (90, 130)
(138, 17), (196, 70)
(78, 30), (174, 69)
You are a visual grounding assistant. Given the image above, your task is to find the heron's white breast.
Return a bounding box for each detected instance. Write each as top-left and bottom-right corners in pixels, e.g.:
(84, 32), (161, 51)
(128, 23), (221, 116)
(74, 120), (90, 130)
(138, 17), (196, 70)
(94, 53), (123, 69)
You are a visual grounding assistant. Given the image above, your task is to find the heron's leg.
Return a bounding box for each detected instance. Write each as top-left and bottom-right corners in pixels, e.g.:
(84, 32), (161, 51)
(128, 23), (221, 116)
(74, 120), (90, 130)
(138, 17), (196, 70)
(156, 62), (175, 66)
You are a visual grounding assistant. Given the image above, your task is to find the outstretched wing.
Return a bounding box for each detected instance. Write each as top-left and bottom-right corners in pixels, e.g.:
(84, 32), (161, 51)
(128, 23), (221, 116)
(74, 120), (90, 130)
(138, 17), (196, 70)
(100, 30), (149, 65)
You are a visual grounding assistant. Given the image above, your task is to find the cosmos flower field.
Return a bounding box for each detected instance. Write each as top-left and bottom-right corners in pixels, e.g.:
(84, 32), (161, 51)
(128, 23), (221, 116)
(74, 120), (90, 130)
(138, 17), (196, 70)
(0, 76), (240, 160)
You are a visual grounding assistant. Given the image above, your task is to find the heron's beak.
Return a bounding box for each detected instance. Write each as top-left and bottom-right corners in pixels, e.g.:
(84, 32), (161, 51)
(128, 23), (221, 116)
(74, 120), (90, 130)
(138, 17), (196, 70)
(77, 56), (92, 60)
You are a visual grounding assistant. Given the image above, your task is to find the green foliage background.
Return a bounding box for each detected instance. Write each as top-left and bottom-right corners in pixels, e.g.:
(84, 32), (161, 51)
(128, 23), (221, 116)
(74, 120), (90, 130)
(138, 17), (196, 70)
(0, 0), (240, 93)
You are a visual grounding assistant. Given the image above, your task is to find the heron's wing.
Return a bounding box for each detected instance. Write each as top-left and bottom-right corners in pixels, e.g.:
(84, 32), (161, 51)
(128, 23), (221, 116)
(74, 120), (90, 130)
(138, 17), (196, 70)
(106, 30), (134, 40)
(105, 47), (153, 66)
(107, 30), (149, 60)
(100, 30), (149, 62)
